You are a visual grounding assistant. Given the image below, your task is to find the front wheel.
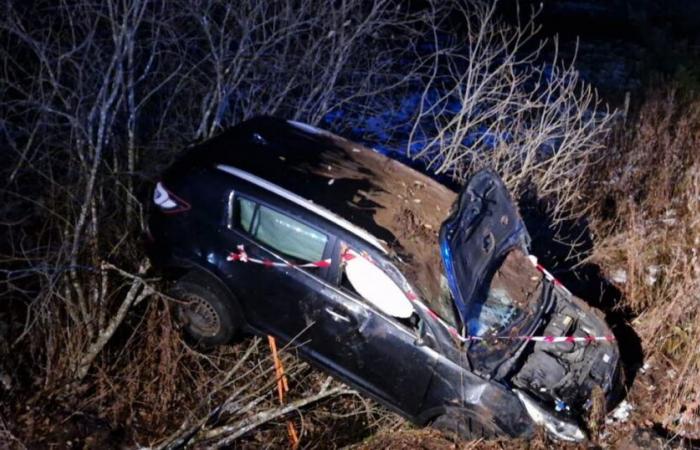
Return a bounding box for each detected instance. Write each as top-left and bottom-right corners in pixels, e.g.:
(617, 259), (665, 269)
(169, 271), (239, 346)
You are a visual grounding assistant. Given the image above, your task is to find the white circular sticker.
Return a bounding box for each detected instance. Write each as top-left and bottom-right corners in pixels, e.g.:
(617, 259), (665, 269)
(345, 254), (414, 319)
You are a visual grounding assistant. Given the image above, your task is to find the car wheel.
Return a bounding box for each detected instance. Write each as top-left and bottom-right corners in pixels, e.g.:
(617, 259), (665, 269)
(431, 409), (499, 440)
(169, 271), (239, 346)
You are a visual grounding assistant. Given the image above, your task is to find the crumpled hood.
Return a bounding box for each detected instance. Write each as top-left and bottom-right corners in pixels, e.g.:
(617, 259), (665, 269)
(439, 170), (531, 328)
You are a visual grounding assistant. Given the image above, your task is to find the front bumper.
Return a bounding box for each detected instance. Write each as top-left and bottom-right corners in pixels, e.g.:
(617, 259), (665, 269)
(515, 389), (586, 442)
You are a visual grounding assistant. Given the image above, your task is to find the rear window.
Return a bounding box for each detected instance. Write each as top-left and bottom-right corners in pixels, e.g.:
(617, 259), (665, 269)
(235, 197), (328, 263)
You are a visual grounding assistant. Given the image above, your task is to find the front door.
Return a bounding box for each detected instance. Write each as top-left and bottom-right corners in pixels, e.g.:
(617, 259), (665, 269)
(303, 241), (437, 417)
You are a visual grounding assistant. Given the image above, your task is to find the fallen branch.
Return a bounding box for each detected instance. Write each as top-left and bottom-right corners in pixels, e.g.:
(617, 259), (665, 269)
(154, 339), (262, 450)
(155, 336), (316, 449)
(71, 259), (153, 385)
(197, 379), (352, 448)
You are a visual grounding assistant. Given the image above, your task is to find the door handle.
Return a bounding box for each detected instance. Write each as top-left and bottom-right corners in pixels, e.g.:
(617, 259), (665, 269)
(324, 307), (351, 323)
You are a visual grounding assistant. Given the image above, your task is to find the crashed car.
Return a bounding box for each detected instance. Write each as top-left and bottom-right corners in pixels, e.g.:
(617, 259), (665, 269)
(146, 116), (621, 441)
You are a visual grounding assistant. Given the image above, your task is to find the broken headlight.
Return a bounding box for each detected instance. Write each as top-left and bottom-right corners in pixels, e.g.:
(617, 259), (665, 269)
(514, 389), (586, 442)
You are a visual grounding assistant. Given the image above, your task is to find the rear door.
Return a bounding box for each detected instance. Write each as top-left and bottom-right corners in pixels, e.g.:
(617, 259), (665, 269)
(219, 191), (334, 345)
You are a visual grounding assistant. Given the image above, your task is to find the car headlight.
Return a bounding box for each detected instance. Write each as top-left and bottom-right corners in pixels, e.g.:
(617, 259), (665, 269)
(514, 389), (586, 442)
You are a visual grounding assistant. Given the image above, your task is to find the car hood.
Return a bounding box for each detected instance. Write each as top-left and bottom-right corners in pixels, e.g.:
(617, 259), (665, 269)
(438, 169), (531, 328)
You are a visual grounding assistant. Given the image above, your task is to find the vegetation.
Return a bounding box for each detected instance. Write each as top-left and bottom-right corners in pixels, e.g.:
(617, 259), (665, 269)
(585, 88), (700, 443)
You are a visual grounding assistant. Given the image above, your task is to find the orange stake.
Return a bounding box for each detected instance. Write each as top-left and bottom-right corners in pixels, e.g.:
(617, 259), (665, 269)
(268, 335), (286, 401)
(267, 335), (300, 449)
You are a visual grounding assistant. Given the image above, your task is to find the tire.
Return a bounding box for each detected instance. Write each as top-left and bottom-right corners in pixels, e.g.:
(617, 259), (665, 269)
(431, 409), (498, 441)
(169, 271), (239, 346)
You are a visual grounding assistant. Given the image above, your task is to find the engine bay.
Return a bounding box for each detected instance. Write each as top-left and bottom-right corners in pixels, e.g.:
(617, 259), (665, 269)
(512, 290), (620, 415)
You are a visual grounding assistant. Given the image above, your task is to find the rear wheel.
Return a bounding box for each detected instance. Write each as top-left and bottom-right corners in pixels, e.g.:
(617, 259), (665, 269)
(431, 409), (499, 441)
(169, 271), (239, 346)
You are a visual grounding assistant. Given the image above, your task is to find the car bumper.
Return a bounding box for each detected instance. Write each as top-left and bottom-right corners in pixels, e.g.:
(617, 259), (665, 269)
(515, 389), (586, 442)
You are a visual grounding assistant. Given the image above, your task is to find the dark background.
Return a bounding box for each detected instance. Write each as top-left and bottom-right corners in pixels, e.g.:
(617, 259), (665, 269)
(499, 0), (700, 103)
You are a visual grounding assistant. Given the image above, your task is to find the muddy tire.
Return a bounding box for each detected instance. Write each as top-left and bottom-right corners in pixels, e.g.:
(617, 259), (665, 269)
(169, 271), (239, 346)
(431, 409), (498, 440)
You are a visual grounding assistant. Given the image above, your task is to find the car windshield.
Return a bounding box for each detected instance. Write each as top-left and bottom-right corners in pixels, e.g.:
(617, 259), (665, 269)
(466, 249), (542, 337)
(434, 273), (459, 327)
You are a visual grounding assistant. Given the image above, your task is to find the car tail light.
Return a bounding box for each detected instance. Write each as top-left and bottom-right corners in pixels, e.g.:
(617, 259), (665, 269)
(153, 181), (191, 214)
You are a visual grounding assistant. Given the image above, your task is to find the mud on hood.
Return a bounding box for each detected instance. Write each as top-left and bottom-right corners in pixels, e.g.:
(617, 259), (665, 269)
(439, 170), (531, 328)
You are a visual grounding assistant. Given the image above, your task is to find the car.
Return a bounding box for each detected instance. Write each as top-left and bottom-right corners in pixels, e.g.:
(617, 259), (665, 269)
(146, 116), (621, 442)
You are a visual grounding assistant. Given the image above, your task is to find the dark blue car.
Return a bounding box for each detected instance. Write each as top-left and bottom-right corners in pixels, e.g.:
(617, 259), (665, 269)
(146, 116), (621, 442)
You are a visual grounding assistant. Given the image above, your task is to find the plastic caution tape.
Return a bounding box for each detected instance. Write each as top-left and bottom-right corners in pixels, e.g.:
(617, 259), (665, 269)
(227, 245), (615, 345)
(227, 245), (331, 268)
(463, 334), (615, 343)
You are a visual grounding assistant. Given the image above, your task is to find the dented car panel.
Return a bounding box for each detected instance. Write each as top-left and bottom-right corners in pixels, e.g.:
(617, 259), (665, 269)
(147, 116), (621, 442)
(439, 169), (531, 329)
(512, 291), (621, 412)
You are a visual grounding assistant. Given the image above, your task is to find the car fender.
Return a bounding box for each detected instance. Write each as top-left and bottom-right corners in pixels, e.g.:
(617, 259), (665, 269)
(418, 370), (535, 438)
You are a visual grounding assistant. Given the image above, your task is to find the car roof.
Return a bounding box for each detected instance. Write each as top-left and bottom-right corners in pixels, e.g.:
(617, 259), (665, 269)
(166, 116), (458, 307)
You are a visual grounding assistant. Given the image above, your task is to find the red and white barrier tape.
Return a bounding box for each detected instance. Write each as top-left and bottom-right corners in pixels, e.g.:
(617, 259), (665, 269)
(227, 245), (332, 268)
(226, 245), (614, 345)
(533, 262), (572, 296)
(460, 334), (615, 343)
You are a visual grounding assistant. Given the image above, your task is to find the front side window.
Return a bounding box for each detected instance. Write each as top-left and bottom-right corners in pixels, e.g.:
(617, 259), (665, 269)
(234, 196), (328, 263)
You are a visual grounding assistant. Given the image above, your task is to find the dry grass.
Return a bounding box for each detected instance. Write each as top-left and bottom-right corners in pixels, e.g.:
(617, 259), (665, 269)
(11, 297), (385, 448)
(584, 88), (700, 440)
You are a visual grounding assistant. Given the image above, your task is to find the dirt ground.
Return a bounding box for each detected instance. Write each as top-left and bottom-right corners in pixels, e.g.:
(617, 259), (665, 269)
(355, 425), (685, 450)
(309, 136), (458, 320)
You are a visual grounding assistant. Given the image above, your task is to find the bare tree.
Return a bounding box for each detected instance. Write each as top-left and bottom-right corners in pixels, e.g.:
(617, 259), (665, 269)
(404, 2), (613, 222)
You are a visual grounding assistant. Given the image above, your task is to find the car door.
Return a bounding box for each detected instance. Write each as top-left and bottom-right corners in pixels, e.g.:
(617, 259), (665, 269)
(219, 191), (334, 345)
(304, 240), (438, 417)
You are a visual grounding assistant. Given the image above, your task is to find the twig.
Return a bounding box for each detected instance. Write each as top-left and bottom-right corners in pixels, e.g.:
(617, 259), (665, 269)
(198, 382), (352, 447)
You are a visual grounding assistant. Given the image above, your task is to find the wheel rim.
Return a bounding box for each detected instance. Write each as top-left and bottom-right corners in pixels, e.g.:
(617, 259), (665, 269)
(179, 293), (221, 337)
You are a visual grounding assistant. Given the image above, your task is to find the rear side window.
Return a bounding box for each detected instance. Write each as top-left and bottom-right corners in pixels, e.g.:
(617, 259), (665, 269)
(234, 196), (328, 263)
(236, 197), (256, 232)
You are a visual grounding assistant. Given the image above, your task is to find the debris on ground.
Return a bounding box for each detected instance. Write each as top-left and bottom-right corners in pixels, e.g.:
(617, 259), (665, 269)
(610, 269), (628, 284)
(608, 400), (635, 423)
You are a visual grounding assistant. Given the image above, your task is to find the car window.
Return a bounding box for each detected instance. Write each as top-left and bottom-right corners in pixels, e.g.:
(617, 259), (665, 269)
(234, 196), (328, 263)
(236, 196), (256, 232)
